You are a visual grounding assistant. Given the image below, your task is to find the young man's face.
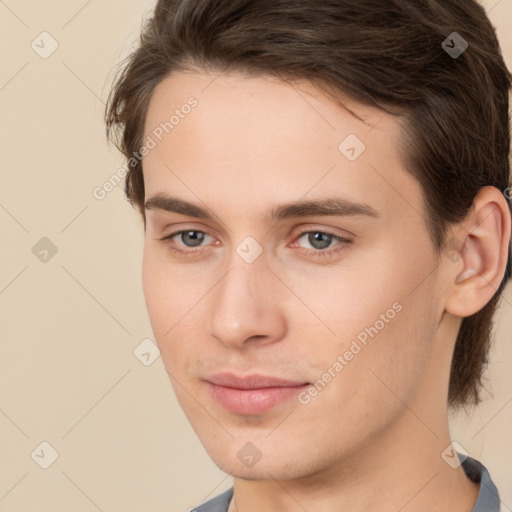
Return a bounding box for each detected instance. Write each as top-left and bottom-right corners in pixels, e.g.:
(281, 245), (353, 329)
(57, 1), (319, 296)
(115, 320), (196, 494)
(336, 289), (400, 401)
(141, 70), (453, 479)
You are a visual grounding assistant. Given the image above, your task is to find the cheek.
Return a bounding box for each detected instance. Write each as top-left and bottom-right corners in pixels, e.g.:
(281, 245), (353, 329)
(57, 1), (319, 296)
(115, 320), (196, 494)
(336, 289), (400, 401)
(142, 246), (185, 355)
(142, 244), (190, 330)
(297, 299), (436, 453)
(141, 246), (168, 334)
(292, 244), (438, 401)
(339, 288), (438, 414)
(141, 244), (208, 373)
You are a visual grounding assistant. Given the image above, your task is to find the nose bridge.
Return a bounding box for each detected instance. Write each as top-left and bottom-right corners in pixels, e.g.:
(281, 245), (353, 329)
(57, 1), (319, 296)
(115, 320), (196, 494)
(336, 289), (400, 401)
(209, 248), (286, 348)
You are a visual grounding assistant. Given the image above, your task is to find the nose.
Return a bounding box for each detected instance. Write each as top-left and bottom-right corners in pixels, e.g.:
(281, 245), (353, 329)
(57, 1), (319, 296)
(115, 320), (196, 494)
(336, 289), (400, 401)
(209, 254), (288, 349)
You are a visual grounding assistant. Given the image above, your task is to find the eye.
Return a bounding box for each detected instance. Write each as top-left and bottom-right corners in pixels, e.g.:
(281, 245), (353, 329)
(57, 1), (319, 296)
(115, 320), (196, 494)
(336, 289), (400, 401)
(160, 229), (216, 256)
(159, 228), (351, 259)
(292, 230), (352, 258)
(297, 231), (338, 250)
(173, 230), (211, 248)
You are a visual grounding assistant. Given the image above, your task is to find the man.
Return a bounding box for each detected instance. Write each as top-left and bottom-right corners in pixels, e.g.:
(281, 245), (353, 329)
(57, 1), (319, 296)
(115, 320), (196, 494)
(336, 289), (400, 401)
(105, 0), (511, 510)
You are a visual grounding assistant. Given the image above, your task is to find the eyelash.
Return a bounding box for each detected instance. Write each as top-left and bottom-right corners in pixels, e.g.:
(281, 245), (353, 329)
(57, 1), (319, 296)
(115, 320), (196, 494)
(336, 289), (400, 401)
(159, 229), (351, 259)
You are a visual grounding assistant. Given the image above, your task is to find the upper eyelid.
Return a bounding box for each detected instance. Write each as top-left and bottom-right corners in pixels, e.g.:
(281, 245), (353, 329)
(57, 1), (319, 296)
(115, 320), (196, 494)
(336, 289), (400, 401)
(162, 220), (353, 235)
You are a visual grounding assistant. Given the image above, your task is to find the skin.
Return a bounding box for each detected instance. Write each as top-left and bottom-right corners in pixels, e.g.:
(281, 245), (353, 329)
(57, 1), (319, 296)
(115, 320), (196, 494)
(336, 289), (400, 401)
(140, 70), (510, 512)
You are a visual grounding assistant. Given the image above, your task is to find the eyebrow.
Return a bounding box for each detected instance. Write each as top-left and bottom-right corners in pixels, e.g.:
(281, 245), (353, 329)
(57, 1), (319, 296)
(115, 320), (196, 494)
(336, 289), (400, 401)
(144, 194), (379, 222)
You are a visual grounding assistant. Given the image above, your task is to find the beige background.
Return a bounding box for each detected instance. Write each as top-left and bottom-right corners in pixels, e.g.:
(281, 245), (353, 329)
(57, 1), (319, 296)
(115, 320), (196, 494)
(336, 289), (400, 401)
(0, 1), (511, 510)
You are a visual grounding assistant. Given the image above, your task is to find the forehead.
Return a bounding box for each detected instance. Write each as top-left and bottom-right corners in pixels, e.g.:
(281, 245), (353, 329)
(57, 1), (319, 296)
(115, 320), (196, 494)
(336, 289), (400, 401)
(142, 70), (422, 226)
(144, 70), (398, 145)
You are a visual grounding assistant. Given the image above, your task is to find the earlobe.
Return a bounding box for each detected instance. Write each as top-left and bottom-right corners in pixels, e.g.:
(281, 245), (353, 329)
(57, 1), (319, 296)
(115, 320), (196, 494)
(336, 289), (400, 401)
(445, 186), (511, 318)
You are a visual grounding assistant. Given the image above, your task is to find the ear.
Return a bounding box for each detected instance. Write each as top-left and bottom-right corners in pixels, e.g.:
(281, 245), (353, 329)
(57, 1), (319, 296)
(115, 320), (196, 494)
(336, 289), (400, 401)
(444, 186), (511, 317)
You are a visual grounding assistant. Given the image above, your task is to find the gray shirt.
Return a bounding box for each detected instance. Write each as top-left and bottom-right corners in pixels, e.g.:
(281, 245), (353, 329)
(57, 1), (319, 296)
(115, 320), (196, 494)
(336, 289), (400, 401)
(193, 455), (500, 512)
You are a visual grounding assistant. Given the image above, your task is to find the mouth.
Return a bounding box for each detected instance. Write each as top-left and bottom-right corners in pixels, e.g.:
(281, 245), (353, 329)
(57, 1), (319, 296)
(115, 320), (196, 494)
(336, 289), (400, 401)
(204, 373), (311, 415)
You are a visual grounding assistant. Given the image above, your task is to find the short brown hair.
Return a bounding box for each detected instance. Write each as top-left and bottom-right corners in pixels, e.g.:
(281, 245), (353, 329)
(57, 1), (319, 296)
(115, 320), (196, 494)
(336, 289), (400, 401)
(105, 0), (512, 408)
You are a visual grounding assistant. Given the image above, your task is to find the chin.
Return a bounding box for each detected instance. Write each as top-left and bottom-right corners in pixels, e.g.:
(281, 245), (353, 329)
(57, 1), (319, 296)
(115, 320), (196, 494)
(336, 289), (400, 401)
(204, 443), (318, 481)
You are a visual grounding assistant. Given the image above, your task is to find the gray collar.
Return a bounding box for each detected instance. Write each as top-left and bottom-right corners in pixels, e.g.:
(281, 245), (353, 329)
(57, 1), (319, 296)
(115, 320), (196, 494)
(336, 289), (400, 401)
(461, 455), (501, 512)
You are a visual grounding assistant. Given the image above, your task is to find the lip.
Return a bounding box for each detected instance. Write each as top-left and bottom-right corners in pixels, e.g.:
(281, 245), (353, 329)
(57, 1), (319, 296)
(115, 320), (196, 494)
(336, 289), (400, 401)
(205, 373), (310, 415)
